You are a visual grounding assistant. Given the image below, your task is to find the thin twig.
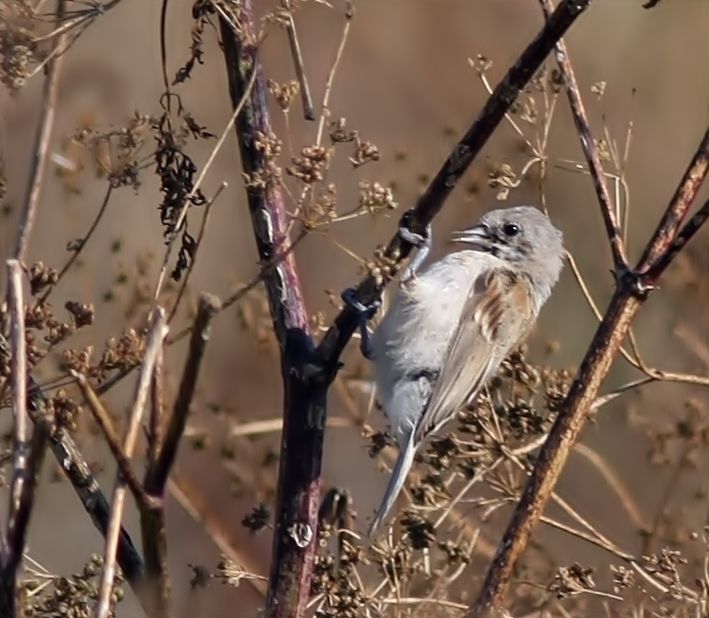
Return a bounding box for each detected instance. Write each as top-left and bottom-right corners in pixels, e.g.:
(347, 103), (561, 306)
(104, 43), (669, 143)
(5, 259), (28, 543)
(72, 372), (155, 511)
(38, 185), (113, 304)
(139, 341), (169, 618)
(281, 0), (315, 120)
(95, 308), (168, 618)
(539, 0), (627, 271)
(230, 415), (352, 437)
(0, 353), (147, 594)
(645, 195), (709, 280)
(314, 2), (354, 146)
(572, 443), (648, 532)
(637, 127), (709, 274)
(148, 345), (165, 467)
(168, 472), (268, 596)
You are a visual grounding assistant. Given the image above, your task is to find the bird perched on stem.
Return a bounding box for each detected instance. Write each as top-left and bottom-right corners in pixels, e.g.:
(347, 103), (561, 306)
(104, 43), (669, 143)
(349, 205), (565, 535)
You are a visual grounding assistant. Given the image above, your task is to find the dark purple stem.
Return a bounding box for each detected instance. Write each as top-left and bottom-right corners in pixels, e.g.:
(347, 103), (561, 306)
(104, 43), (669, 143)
(219, 5), (326, 616)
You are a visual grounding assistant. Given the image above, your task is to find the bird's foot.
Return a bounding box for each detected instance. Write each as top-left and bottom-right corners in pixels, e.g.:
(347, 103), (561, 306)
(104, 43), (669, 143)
(398, 210), (432, 282)
(341, 287), (380, 360)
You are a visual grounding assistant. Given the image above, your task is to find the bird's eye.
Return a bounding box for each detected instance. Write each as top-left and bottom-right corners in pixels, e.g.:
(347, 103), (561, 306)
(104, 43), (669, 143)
(502, 222), (521, 237)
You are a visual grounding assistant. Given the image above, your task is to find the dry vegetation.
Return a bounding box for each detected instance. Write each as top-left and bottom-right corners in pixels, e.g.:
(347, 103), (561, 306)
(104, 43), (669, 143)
(0, 1), (708, 617)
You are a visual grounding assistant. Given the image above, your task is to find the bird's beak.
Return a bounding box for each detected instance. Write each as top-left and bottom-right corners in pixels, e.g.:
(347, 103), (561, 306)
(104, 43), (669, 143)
(451, 223), (493, 251)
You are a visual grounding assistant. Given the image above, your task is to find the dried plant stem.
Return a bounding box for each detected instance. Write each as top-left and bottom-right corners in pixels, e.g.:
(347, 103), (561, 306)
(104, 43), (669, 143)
(220, 2), (328, 614)
(645, 195), (709, 279)
(39, 185), (113, 304)
(73, 372), (155, 511)
(15, 0), (66, 262)
(314, 2), (353, 146)
(0, 261), (49, 616)
(281, 0), (315, 120)
(139, 295), (218, 617)
(637, 129), (709, 273)
(229, 415), (352, 437)
(146, 294), (219, 493)
(572, 443), (647, 532)
(539, 0), (627, 270)
(167, 183), (226, 322)
(168, 473), (268, 596)
(148, 346), (165, 466)
(95, 308), (168, 618)
(567, 250), (709, 387)
(153, 66), (258, 302)
(2, 365), (146, 591)
(469, 127), (709, 617)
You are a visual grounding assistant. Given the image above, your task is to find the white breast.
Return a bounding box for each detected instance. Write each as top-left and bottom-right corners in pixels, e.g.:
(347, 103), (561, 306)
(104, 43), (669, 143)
(370, 251), (504, 442)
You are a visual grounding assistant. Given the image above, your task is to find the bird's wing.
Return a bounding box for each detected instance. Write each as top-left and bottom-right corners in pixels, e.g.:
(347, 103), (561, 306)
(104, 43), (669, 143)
(414, 267), (532, 443)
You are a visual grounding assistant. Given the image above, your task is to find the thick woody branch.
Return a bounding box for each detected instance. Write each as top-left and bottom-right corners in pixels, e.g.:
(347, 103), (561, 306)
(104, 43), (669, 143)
(539, 0), (627, 270)
(219, 4), (323, 617)
(314, 0), (594, 368)
(469, 124), (709, 617)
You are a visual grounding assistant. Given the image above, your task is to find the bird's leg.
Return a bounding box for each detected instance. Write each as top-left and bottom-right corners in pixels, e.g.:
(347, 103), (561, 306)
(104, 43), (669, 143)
(398, 212), (432, 283)
(340, 288), (380, 360)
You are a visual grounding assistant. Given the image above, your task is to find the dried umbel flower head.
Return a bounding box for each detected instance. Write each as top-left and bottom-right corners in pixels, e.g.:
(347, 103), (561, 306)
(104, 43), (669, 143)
(28, 261), (58, 295)
(548, 562), (596, 599)
(0, 2), (37, 91)
(268, 78), (300, 111)
(358, 180), (398, 214)
(287, 145), (332, 184)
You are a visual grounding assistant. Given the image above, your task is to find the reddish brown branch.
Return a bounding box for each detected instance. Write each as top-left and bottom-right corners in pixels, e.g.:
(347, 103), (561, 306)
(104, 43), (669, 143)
(539, 0), (627, 270)
(645, 196), (709, 280)
(468, 124), (709, 617)
(637, 127), (709, 273)
(219, 4), (322, 616)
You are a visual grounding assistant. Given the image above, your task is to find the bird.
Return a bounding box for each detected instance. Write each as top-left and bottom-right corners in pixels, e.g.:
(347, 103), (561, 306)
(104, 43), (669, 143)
(366, 205), (565, 535)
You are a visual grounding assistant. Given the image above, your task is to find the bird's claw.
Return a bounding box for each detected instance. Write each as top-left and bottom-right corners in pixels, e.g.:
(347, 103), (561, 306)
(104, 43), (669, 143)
(397, 211), (432, 282)
(341, 287), (380, 360)
(397, 210), (431, 248)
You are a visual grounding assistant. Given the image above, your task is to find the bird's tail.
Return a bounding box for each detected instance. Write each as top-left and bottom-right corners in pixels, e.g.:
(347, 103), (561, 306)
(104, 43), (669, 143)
(368, 431), (416, 537)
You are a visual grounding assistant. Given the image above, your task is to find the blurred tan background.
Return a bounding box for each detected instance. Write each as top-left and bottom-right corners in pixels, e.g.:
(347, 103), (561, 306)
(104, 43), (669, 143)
(1, 0), (708, 616)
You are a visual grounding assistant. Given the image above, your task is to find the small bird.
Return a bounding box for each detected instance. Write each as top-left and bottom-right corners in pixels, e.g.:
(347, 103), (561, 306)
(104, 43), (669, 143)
(367, 205), (565, 534)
